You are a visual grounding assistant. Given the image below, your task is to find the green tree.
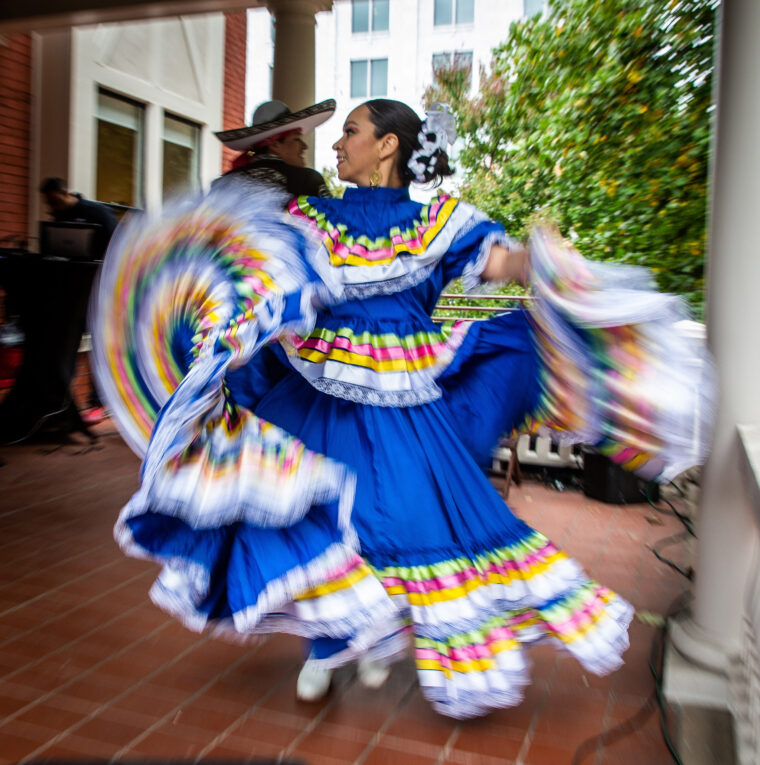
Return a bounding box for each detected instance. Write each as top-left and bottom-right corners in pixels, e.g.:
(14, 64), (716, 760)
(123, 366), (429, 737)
(426, 0), (717, 314)
(321, 166), (346, 198)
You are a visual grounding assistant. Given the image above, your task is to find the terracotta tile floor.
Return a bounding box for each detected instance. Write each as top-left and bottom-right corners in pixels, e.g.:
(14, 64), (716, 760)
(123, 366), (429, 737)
(0, 420), (690, 765)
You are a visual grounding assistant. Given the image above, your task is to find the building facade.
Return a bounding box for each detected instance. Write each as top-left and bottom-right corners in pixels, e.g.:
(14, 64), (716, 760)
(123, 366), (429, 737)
(0, 11), (246, 250)
(246, 0), (539, 186)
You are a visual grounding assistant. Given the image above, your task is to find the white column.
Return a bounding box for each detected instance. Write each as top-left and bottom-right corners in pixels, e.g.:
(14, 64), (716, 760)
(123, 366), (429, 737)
(268, 0), (316, 109)
(266, 0), (330, 165)
(143, 101), (163, 214)
(666, 0), (760, 707)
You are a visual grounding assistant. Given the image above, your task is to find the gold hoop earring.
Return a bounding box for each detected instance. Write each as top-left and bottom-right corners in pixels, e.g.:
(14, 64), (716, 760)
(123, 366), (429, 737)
(369, 161), (382, 189)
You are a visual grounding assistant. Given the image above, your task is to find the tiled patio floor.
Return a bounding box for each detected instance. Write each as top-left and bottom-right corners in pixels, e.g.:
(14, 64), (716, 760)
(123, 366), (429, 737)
(0, 420), (690, 765)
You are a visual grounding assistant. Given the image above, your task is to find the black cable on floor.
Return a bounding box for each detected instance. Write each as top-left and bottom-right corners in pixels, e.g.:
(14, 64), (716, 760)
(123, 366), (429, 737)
(570, 688), (657, 764)
(645, 482), (696, 537)
(650, 631), (685, 765)
(641, 481), (697, 578)
(570, 597), (690, 765)
(649, 530), (694, 580)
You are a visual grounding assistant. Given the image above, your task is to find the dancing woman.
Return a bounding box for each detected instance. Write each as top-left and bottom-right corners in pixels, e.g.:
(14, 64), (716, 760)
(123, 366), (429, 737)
(92, 99), (712, 719)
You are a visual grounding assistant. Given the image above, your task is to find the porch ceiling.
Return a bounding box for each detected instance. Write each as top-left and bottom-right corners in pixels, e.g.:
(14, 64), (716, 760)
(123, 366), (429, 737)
(0, 0), (333, 34)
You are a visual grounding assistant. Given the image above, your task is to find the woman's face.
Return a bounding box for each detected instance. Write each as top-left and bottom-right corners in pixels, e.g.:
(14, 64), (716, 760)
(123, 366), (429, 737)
(332, 105), (384, 185)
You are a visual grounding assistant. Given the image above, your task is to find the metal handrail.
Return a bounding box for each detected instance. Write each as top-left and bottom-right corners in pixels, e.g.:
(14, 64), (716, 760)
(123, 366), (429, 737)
(438, 293), (532, 302)
(434, 305), (521, 314)
(433, 292), (532, 322)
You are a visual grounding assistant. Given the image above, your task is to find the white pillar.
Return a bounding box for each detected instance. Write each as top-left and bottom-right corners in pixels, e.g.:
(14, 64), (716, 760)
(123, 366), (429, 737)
(143, 101), (163, 214)
(268, 0), (316, 110)
(666, 0), (760, 707)
(266, 0), (330, 165)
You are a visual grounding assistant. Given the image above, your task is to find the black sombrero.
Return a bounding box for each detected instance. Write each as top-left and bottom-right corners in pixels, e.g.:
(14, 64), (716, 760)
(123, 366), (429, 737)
(215, 99), (336, 152)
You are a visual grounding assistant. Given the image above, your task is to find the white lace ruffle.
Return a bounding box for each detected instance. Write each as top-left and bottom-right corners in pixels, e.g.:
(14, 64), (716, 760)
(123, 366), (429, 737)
(423, 662), (530, 720)
(291, 194), (483, 300)
(306, 624), (412, 671)
(144, 541), (399, 643)
(341, 262), (438, 299)
(282, 318), (471, 408)
(118, 438), (355, 532)
(308, 377), (443, 407)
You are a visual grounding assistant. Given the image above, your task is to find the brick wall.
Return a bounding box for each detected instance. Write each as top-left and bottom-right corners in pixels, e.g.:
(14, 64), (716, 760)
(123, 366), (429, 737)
(221, 11), (248, 174)
(0, 34), (32, 246)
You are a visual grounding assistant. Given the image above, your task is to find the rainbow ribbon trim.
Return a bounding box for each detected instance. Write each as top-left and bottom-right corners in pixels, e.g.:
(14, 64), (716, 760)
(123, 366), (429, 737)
(367, 529), (632, 717)
(288, 193), (459, 268)
(524, 226), (714, 482)
(285, 322), (465, 374)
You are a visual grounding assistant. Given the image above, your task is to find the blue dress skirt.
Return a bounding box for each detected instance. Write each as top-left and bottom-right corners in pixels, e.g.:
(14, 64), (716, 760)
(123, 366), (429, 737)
(91, 185), (713, 719)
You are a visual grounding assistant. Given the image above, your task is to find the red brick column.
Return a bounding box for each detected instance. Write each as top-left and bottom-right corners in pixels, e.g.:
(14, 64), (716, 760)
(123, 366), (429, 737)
(221, 11), (248, 174)
(0, 34), (32, 246)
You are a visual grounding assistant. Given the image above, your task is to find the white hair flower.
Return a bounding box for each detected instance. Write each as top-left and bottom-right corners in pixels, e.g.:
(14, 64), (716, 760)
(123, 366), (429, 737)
(407, 103), (457, 183)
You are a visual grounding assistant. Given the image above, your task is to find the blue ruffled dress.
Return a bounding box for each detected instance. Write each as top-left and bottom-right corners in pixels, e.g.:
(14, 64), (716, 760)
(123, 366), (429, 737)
(91, 185), (712, 719)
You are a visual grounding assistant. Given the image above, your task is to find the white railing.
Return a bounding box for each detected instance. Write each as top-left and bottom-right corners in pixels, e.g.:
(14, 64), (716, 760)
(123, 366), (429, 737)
(492, 433), (582, 472)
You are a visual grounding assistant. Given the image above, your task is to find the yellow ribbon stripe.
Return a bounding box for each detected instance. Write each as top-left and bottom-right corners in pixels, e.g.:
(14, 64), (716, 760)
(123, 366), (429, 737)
(296, 346), (439, 373)
(387, 550), (568, 606)
(294, 563), (373, 601)
(416, 639), (520, 678)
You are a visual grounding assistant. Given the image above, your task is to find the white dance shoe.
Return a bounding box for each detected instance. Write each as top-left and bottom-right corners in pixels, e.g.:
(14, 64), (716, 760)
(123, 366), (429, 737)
(296, 659), (333, 702)
(357, 656), (391, 689)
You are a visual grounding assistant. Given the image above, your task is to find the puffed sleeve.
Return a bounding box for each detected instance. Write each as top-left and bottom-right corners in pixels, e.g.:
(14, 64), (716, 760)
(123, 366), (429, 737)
(439, 201), (522, 290)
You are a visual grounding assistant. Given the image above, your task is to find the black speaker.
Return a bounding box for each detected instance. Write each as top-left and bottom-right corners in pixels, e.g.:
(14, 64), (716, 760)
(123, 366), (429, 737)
(582, 449), (659, 504)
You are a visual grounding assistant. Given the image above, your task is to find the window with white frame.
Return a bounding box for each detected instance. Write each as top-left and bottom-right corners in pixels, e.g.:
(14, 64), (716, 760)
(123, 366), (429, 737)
(95, 90), (144, 208)
(352, 0), (390, 33)
(162, 113), (200, 202)
(350, 58), (388, 98)
(434, 0), (474, 26)
(432, 50), (474, 87)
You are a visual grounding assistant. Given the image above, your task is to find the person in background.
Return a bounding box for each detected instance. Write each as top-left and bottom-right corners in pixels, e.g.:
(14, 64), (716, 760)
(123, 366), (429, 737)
(39, 178), (117, 426)
(213, 99), (336, 199)
(39, 177), (117, 262)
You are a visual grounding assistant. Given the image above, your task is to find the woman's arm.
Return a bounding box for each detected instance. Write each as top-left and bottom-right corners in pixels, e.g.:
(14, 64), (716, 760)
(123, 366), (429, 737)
(480, 243), (530, 286)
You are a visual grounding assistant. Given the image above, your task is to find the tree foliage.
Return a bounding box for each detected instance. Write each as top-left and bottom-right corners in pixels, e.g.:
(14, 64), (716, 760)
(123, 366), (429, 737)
(425, 0), (718, 314)
(321, 166), (346, 198)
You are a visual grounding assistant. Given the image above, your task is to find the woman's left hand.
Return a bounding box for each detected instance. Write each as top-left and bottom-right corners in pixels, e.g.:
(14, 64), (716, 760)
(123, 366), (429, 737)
(481, 242), (530, 285)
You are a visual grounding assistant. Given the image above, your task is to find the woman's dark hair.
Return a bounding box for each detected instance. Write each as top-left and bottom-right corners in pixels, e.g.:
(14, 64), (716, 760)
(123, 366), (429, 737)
(364, 99), (454, 187)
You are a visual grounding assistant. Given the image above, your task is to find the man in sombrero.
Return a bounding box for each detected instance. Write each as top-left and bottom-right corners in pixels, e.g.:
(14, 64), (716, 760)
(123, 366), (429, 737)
(213, 98), (335, 198)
